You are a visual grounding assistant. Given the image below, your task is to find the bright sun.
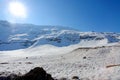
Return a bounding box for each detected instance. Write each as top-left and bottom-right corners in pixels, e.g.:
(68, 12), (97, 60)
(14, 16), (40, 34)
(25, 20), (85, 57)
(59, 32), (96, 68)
(8, 1), (27, 18)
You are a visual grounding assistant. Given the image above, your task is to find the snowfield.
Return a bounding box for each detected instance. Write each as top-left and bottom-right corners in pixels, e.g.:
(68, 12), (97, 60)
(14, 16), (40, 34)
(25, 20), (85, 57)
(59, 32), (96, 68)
(1, 20), (120, 80)
(1, 43), (120, 80)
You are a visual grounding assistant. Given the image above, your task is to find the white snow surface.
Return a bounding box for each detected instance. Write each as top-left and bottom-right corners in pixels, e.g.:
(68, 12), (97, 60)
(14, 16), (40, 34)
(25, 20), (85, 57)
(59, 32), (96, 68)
(1, 20), (120, 79)
(0, 43), (120, 80)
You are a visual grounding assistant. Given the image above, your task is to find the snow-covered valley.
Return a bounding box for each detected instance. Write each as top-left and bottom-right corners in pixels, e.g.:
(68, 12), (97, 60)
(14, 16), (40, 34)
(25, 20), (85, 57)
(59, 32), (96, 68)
(1, 43), (120, 80)
(1, 20), (120, 80)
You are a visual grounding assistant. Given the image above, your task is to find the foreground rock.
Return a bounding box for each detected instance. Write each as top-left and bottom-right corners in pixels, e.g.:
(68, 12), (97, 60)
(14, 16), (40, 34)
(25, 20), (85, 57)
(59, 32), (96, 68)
(14, 67), (54, 80)
(0, 67), (54, 80)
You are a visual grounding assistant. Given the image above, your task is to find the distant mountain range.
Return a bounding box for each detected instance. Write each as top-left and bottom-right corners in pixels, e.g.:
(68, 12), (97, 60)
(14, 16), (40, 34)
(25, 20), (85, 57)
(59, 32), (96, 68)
(0, 20), (120, 50)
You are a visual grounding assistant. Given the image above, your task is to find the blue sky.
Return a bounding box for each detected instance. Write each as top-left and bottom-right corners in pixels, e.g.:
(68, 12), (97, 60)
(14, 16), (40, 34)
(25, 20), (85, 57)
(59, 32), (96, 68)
(0, 0), (120, 32)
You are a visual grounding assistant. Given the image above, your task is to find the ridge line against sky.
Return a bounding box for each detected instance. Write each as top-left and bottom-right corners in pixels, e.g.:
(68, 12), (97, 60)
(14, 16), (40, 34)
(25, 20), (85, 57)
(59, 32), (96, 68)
(0, 0), (120, 32)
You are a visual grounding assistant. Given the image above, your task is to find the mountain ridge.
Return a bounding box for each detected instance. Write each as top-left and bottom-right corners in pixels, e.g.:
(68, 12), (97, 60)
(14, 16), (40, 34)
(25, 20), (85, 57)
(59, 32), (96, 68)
(0, 20), (120, 50)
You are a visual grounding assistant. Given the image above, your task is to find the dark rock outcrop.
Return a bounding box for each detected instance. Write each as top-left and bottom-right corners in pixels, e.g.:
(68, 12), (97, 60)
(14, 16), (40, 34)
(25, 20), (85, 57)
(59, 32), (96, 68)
(0, 67), (54, 80)
(72, 76), (79, 80)
(10, 67), (54, 80)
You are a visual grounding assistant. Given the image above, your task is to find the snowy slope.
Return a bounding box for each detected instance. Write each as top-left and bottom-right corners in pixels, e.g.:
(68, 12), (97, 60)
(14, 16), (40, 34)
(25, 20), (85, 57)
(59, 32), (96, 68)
(0, 20), (120, 50)
(0, 43), (120, 79)
(1, 20), (120, 79)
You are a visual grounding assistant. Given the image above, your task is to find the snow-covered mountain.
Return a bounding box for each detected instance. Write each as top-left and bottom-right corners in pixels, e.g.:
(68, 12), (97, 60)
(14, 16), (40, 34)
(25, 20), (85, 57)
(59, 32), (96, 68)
(1, 20), (120, 79)
(0, 20), (120, 50)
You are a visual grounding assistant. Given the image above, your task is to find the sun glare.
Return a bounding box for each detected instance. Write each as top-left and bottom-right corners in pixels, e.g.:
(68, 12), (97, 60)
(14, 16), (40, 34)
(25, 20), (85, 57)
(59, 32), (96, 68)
(8, 1), (27, 18)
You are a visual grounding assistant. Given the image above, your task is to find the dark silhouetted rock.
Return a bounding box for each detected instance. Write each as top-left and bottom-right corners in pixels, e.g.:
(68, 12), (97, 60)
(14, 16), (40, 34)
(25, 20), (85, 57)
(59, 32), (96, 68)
(72, 76), (79, 80)
(83, 56), (86, 59)
(13, 67), (54, 80)
(8, 73), (18, 79)
(0, 76), (11, 80)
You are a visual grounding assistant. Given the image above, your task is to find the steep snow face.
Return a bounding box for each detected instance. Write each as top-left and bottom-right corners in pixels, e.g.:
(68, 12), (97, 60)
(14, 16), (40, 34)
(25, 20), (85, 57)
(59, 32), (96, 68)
(0, 20), (120, 50)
